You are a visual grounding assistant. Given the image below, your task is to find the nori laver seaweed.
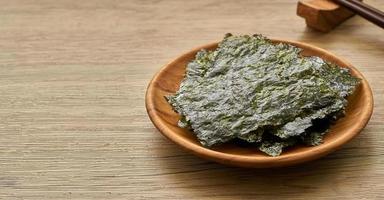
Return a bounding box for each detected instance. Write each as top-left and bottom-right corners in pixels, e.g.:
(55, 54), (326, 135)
(166, 34), (360, 156)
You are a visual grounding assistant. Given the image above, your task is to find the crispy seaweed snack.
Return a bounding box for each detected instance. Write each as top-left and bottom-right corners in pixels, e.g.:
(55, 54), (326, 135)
(167, 34), (360, 156)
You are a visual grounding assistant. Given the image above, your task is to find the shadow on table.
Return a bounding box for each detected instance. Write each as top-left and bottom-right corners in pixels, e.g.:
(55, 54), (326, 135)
(153, 129), (375, 199)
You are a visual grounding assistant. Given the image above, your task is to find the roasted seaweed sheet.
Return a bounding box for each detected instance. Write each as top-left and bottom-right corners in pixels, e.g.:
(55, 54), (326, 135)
(167, 34), (360, 156)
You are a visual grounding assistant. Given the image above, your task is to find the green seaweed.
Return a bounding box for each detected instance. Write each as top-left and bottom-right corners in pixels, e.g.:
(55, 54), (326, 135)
(167, 34), (360, 156)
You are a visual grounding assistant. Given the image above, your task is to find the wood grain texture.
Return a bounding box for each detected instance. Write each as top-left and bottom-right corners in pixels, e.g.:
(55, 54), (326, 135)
(297, 0), (357, 32)
(0, 0), (383, 199)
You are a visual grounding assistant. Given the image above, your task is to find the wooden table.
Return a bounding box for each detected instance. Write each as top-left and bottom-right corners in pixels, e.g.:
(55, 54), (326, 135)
(0, 0), (383, 199)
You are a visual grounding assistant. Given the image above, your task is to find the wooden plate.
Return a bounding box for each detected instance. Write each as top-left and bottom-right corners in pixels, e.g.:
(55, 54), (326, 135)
(145, 39), (373, 168)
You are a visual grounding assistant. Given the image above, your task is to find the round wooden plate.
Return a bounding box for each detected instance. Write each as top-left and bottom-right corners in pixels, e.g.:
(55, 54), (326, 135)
(146, 39), (373, 168)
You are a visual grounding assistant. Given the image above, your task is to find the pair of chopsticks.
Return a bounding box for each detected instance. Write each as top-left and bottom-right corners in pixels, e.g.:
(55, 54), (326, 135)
(333, 0), (384, 29)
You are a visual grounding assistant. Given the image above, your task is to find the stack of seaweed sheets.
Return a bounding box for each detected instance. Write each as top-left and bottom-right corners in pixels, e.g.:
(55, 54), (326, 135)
(167, 34), (360, 156)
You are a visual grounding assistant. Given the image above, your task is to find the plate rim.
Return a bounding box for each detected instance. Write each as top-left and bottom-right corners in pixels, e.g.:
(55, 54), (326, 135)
(145, 39), (374, 168)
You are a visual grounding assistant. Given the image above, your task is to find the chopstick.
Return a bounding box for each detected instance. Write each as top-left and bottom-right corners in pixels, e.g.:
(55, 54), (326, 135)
(333, 0), (384, 29)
